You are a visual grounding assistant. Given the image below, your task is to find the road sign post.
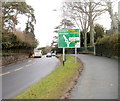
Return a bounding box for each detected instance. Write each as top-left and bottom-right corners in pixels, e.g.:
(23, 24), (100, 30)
(75, 48), (77, 63)
(58, 29), (80, 65)
(63, 48), (65, 66)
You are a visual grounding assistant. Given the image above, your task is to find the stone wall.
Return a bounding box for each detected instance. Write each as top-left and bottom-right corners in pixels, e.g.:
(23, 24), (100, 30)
(1, 54), (29, 66)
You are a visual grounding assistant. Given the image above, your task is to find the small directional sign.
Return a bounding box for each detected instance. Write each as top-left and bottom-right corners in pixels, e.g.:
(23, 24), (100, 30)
(58, 29), (80, 48)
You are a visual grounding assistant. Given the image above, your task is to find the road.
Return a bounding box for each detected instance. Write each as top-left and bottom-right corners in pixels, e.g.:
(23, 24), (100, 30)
(1, 56), (60, 99)
(71, 54), (118, 99)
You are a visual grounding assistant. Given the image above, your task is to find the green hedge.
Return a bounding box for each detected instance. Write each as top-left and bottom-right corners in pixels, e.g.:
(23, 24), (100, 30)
(1, 49), (34, 56)
(96, 34), (120, 58)
(2, 31), (38, 50)
(64, 46), (94, 54)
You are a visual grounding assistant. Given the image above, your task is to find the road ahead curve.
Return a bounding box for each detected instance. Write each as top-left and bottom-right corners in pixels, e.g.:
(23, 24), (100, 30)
(1, 56), (60, 99)
(71, 54), (118, 99)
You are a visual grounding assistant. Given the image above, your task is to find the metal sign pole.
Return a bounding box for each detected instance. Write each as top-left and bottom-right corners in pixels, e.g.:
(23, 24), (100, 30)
(75, 48), (77, 63)
(63, 48), (65, 66)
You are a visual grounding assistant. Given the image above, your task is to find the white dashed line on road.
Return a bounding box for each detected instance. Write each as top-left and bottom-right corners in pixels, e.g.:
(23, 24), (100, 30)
(14, 67), (23, 72)
(0, 72), (10, 76)
(28, 60), (32, 63)
(0, 61), (37, 77)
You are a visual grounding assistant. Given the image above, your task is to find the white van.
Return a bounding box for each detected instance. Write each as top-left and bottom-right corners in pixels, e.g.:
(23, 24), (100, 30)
(33, 50), (42, 58)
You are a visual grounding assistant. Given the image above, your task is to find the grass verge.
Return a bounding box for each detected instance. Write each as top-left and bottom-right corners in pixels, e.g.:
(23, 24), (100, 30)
(15, 55), (82, 99)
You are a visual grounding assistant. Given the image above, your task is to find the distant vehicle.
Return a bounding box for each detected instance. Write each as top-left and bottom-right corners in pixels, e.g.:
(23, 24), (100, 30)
(33, 49), (42, 58)
(46, 53), (52, 57)
(52, 53), (56, 56)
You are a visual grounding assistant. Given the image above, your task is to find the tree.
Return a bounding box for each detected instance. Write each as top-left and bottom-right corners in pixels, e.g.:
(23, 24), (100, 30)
(44, 45), (52, 53)
(94, 24), (105, 42)
(106, 1), (118, 34)
(118, 21), (120, 33)
(51, 36), (58, 47)
(63, 0), (107, 46)
(61, 19), (74, 28)
(63, 2), (89, 49)
(54, 18), (74, 33)
(2, 2), (38, 49)
(51, 36), (58, 53)
(2, 2), (36, 33)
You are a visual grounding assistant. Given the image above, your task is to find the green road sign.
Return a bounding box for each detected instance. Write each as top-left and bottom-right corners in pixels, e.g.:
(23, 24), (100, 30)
(58, 29), (80, 48)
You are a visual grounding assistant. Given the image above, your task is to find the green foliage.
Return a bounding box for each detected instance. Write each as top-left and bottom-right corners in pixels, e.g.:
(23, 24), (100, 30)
(2, 2), (31, 30)
(94, 24), (105, 42)
(2, 2), (38, 50)
(54, 19), (74, 32)
(2, 31), (16, 49)
(118, 21), (120, 33)
(96, 34), (120, 58)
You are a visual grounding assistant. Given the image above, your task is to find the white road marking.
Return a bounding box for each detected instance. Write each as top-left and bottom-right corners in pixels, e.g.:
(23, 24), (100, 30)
(0, 72), (10, 76)
(25, 64), (31, 67)
(32, 62), (36, 65)
(14, 67), (23, 72)
(28, 60), (32, 63)
(0, 61), (37, 76)
(0, 66), (4, 69)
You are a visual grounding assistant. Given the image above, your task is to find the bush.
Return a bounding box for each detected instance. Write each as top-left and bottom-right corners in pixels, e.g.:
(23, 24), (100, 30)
(96, 34), (120, 58)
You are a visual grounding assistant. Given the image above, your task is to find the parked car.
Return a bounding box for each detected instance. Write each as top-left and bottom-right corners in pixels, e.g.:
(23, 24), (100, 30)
(52, 53), (56, 56)
(46, 53), (52, 57)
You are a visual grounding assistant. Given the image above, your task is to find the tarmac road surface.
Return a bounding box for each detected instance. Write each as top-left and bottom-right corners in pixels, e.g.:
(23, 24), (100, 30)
(1, 56), (60, 99)
(71, 54), (118, 99)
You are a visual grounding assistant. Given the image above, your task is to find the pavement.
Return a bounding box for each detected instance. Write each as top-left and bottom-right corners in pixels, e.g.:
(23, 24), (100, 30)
(71, 54), (118, 99)
(1, 56), (60, 99)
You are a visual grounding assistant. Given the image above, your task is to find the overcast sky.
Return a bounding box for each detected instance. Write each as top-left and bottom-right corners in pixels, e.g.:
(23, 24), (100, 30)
(17, 0), (119, 48)
(25, 0), (63, 48)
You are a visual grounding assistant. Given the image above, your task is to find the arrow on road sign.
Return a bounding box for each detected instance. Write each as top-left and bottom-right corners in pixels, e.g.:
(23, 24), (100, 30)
(63, 35), (71, 47)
